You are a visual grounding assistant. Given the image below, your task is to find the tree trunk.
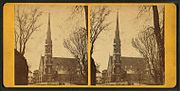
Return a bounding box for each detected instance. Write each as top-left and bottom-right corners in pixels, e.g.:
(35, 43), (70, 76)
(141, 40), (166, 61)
(91, 57), (96, 85)
(152, 5), (164, 85)
(90, 41), (96, 85)
(22, 42), (26, 55)
(82, 57), (88, 85)
(84, 6), (88, 30)
(84, 6), (96, 85)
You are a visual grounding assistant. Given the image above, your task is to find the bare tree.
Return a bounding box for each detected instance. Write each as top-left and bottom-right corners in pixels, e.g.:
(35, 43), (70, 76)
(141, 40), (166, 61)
(134, 5), (165, 85)
(90, 7), (110, 85)
(15, 6), (42, 55)
(71, 6), (88, 30)
(132, 26), (163, 84)
(67, 6), (110, 85)
(152, 6), (165, 84)
(62, 6), (88, 84)
(63, 27), (88, 84)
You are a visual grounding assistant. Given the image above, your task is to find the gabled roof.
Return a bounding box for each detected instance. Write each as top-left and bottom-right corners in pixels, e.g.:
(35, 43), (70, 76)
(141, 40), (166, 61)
(52, 57), (79, 66)
(120, 56), (145, 67)
(40, 56), (80, 67)
(107, 55), (146, 70)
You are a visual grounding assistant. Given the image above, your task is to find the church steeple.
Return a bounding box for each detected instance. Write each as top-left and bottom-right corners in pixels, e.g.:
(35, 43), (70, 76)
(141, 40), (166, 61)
(113, 11), (121, 56)
(45, 12), (52, 56)
(44, 12), (53, 82)
(107, 11), (126, 82)
(115, 11), (120, 39)
(46, 13), (52, 44)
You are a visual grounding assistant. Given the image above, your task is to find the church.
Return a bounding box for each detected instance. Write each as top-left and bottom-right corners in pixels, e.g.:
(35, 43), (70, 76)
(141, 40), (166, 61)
(38, 13), (84, 85)
(101, 12), (152, 85)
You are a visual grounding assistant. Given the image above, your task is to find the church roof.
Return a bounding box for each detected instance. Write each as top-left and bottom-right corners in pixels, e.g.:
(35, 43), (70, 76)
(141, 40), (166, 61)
(120, 56), (145, 66)
(108, 56), (146, 68)
(52, 57), (79, 66)
(40, 56), (80, 67)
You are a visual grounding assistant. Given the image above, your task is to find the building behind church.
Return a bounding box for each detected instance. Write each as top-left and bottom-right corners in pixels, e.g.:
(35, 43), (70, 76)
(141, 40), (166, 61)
(97, 12), (154, 85)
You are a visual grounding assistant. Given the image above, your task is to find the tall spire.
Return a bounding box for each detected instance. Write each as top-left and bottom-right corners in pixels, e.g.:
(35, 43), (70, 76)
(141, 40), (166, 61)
(107, 10), (126, 83)
(113, 10), (121, 55)
(46, 12), (52, 43)
(45, 12), (52, 55)
(115, 11), (120, 39)
(44, 12), (53, 82)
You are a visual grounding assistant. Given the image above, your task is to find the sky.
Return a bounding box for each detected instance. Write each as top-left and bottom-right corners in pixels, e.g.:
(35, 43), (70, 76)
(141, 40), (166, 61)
(15, 5), (163, 72)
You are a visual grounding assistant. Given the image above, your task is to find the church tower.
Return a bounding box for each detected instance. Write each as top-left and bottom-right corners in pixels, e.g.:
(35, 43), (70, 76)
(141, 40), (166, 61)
(44, 13), (53, 82)
(113, 11), (121, 63)
(109, 11), (126, 82)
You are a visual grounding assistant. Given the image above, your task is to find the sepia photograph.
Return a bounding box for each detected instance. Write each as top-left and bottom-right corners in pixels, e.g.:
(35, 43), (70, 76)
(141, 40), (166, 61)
(14, 5), (88, 85)
(90, 5), (165, 85)
(3, 3), (176, 88)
